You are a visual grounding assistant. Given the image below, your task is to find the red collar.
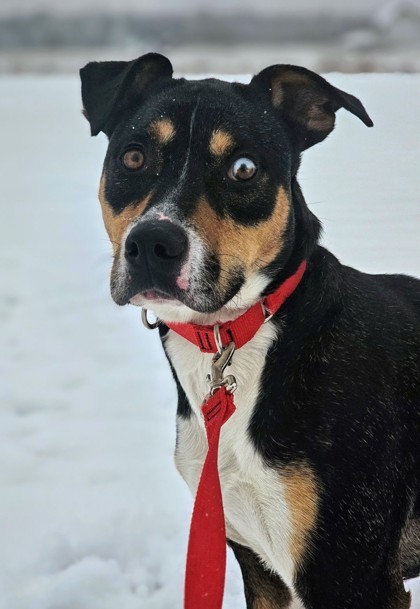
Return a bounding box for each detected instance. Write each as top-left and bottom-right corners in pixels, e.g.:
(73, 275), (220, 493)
(166, 260), (307, 353)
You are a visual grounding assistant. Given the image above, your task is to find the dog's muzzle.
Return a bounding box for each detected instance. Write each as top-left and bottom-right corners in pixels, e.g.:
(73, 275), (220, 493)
(124, 219), (189, 298)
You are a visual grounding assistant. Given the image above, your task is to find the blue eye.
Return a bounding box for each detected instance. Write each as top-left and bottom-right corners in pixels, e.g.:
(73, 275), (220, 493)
(228, 157), (257, 181)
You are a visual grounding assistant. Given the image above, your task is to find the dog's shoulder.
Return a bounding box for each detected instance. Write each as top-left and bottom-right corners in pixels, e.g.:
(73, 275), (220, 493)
(366, 271), (419, 316)
(305, 247), (419, 342)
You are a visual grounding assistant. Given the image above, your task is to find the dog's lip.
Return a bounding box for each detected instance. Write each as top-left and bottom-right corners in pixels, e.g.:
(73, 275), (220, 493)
(129, 290), (180, 306)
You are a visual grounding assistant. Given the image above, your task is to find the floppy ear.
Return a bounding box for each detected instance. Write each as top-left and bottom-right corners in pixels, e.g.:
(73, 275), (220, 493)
(80, 53), (173, 136)
(251, 64), (373, 151)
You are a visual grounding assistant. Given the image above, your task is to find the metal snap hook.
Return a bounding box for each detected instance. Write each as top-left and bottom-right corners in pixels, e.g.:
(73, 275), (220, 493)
(206, 341), (237, 396)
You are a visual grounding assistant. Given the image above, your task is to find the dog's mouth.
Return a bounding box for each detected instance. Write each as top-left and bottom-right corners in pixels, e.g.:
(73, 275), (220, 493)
(129, 289), (179, 306)
(110, 262), (274, 326)
(125, 286), (227, 314)
(111, 272), (248, 322)
(111, 275), (220, 314)
(110, 263), (240, 317)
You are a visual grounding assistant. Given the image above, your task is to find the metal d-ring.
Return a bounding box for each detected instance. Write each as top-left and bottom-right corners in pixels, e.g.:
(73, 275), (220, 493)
(213, 324), (224, 354)
(261, 302), (274, 324)
(141, 308), (161, 330)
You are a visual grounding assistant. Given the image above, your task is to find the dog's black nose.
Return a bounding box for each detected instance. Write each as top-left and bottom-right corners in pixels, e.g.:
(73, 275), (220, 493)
(125, 220), (188, 272)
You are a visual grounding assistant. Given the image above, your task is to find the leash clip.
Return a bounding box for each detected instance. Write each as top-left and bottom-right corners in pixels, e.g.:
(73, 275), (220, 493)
(206, 341), (237, 396)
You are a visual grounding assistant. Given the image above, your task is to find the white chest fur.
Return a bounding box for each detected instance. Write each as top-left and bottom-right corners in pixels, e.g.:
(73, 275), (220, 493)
(164, 322), (298, 591)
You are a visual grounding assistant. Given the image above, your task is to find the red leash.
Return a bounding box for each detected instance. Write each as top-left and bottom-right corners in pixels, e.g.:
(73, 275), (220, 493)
(184, 386), (236, 609)
(142, 261), (307, 609)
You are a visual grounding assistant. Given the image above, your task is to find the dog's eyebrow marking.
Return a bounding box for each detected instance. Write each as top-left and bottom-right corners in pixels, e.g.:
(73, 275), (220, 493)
(150, 118), (175, 145)
(209, 129), (234, 156)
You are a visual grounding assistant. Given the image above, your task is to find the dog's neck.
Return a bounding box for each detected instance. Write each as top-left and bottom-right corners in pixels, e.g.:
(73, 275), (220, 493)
(262, 178), (321, 295)
(163, 261), (307, 354)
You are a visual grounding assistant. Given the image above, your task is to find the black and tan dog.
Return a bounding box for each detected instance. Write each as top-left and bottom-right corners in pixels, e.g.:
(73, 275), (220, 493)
(80, 53), (419, 608)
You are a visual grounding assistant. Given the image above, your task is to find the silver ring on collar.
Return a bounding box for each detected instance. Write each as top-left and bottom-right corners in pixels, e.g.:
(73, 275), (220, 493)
(261, 303), (274, 324)
(213, 324), (224, 353)
(141, 308), (161, 330)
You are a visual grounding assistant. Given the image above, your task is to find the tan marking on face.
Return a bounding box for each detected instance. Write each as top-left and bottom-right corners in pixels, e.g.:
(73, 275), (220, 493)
(150, 118), (176, 145)
(282, 463), (319, 567)
(191, 186), (290, 292)
(99, 175), (151, 250)
(209, 129), (234, 156)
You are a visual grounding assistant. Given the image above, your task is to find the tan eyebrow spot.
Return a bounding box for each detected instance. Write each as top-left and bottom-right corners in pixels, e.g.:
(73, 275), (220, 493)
(150, 118), (176, 145)
(209, 129), (234, 156)
(99, 175), (152, 250)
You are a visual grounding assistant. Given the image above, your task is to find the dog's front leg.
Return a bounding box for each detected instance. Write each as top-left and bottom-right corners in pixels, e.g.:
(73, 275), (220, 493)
(229, 541), (295, 609)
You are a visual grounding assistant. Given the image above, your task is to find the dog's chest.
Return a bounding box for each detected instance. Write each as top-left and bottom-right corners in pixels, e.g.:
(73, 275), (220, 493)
(164, 323), (296, 588)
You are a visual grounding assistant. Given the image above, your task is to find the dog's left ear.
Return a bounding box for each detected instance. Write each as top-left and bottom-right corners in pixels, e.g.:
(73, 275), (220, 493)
(80, 53), (173, 136)
(251, 64), (373, 151)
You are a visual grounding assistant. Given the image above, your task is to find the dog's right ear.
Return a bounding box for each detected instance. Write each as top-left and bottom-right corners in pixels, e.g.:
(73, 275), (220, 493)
(80, 53), (173, 136)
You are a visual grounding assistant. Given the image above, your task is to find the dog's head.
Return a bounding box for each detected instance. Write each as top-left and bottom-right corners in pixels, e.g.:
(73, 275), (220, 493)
(80, 53), (372, 323)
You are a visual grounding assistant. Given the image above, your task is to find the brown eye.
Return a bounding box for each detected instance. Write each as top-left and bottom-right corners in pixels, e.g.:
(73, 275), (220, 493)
(122, 148), (145, 171)
(228, 157), (257, 181)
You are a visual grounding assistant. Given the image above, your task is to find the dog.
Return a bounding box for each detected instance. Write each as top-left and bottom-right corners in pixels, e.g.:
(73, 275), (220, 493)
(80, 53), (419, 608)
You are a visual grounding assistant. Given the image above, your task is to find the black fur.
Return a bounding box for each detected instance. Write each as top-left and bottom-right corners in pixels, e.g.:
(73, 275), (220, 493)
(255, 248), (418, 607)
(81, 54), (419, 609)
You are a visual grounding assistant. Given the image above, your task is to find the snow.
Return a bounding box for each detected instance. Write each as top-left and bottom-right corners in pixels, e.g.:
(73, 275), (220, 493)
(0, 73), (419, 608)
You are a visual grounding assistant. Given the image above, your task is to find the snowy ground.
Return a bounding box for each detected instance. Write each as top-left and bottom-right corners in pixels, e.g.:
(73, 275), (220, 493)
(0, 74), (419, 608)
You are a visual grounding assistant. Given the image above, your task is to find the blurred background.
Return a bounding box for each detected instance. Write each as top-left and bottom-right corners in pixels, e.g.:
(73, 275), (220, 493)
(2, 0), (420, 74)
(1, 2), (420, 608)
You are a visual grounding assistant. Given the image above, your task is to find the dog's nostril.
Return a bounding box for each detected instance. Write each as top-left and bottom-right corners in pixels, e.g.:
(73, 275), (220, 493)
(154, 242), (182, 260)
(124, 220), (188, 269)
(125, 240), (139, 259)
